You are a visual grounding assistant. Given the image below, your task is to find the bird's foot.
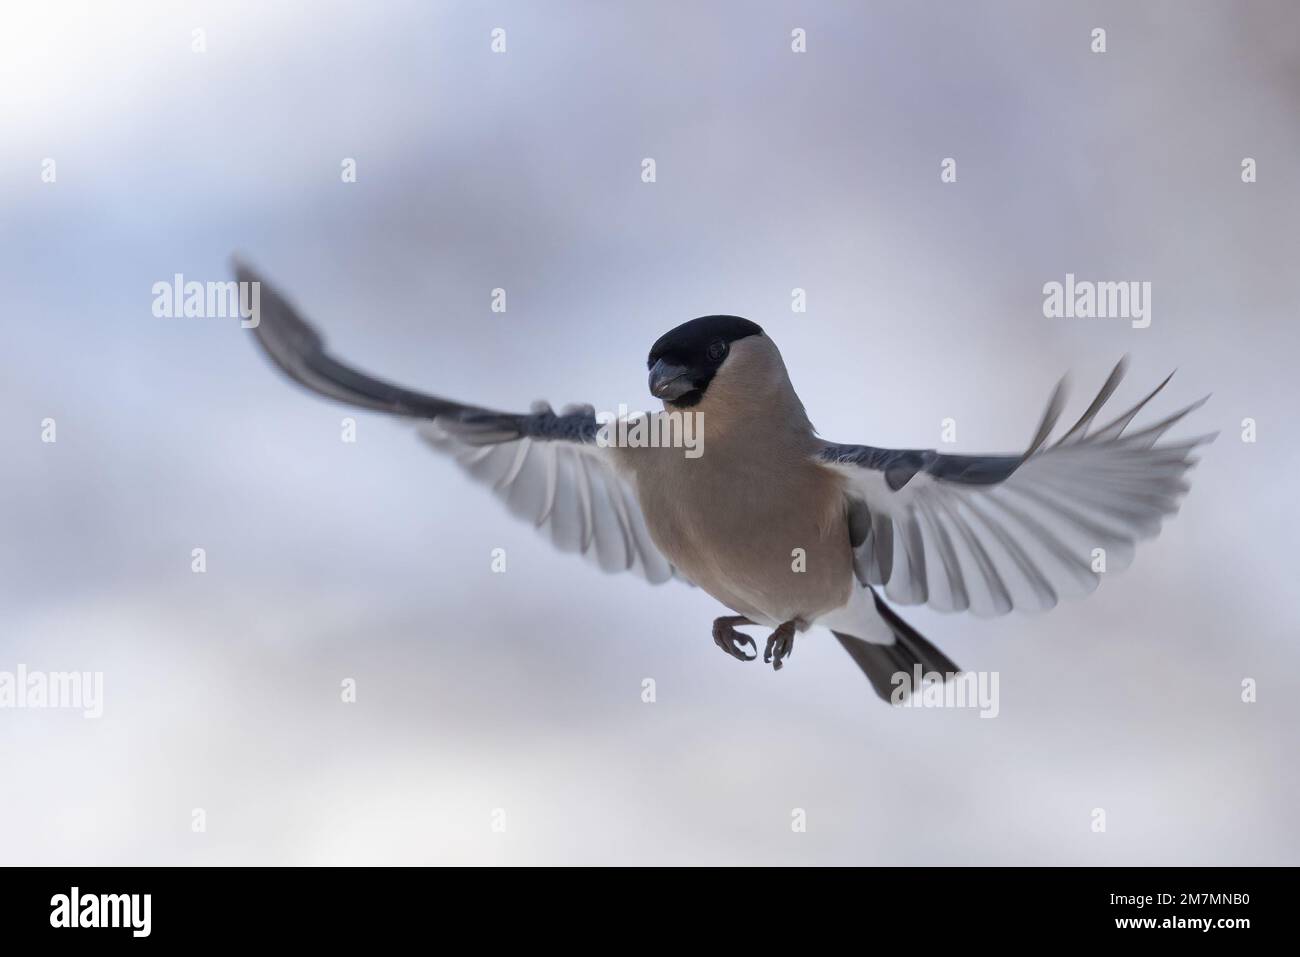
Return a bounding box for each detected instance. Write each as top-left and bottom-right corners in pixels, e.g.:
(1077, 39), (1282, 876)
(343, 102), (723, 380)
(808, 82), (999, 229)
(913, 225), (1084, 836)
(712, 615), (757, 662)
(763, 621), (797, 671)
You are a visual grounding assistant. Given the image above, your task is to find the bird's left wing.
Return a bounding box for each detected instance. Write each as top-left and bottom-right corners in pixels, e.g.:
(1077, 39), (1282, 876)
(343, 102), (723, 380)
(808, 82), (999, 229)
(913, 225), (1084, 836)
(237, 260), (680, 585)
(816, 359), (1213, 616)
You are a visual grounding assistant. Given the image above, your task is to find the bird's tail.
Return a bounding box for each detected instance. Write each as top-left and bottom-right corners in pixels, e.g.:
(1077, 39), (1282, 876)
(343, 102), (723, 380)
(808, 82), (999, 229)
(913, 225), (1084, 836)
(832, 588), (960, 703)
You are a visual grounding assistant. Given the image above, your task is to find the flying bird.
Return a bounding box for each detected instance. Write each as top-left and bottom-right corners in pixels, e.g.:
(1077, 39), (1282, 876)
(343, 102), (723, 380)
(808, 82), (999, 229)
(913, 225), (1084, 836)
(237, 261), (1212, 702)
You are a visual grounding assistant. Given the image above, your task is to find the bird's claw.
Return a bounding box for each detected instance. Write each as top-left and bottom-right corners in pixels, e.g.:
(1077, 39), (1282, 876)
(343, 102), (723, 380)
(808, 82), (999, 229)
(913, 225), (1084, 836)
(763, 621), (796, 671)
(712, 618), (757, 662)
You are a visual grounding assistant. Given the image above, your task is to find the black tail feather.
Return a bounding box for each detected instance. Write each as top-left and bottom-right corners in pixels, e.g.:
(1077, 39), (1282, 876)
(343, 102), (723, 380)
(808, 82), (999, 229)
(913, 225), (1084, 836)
(833, 590), (960, 703)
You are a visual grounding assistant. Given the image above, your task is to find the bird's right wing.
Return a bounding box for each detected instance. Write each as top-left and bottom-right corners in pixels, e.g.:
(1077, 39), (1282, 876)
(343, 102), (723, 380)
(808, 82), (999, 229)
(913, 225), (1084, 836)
(416, 417), (679, 583)
(237, 259), (681, 585)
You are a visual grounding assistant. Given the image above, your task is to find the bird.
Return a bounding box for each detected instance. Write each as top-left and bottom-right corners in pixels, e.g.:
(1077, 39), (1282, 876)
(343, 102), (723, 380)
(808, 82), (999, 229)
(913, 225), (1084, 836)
(236, 259), (1213, 703)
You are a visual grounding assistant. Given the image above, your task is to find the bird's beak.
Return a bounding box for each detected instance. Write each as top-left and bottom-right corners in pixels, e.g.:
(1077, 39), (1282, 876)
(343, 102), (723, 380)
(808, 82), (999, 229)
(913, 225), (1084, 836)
(648, 358), (694, 401)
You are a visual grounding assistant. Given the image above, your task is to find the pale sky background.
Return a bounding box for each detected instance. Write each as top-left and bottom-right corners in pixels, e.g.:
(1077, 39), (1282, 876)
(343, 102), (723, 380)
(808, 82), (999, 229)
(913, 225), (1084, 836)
(1, 0), (1298, 865)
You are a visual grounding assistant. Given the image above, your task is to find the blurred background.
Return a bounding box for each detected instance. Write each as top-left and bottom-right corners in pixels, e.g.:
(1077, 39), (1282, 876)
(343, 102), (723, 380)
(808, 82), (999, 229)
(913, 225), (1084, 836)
(1, 0), (1297, 865)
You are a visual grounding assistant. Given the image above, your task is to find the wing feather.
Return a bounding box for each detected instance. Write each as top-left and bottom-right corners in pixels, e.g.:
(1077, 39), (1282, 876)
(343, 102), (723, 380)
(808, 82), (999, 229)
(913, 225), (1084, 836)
(238, 259), (684, 586)
(819, 362), (1212, 616)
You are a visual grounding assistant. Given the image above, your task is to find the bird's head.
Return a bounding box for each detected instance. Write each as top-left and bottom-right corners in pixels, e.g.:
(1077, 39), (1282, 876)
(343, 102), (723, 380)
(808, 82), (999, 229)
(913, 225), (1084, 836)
(646, 315), (765, 408)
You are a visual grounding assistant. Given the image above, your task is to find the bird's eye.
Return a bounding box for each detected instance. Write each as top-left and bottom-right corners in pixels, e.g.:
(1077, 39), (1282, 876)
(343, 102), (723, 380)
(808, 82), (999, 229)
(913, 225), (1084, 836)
(707, 339), (728, 362)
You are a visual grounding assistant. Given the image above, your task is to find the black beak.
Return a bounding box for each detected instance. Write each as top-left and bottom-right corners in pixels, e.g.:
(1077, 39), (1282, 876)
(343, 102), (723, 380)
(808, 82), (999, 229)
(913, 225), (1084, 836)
(648, 358), (694, 401)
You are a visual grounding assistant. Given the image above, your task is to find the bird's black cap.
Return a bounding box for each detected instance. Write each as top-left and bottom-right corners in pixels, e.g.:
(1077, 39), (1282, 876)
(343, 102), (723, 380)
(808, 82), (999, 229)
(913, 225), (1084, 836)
(647, 315), (764, 368)
(646, 316), (764, 406)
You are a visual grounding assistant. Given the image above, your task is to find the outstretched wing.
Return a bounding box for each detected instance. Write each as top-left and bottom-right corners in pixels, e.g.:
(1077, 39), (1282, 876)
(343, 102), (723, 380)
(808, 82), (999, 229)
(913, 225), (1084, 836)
(817, 358), (1213, 616)
(237, 259), (680, 584)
